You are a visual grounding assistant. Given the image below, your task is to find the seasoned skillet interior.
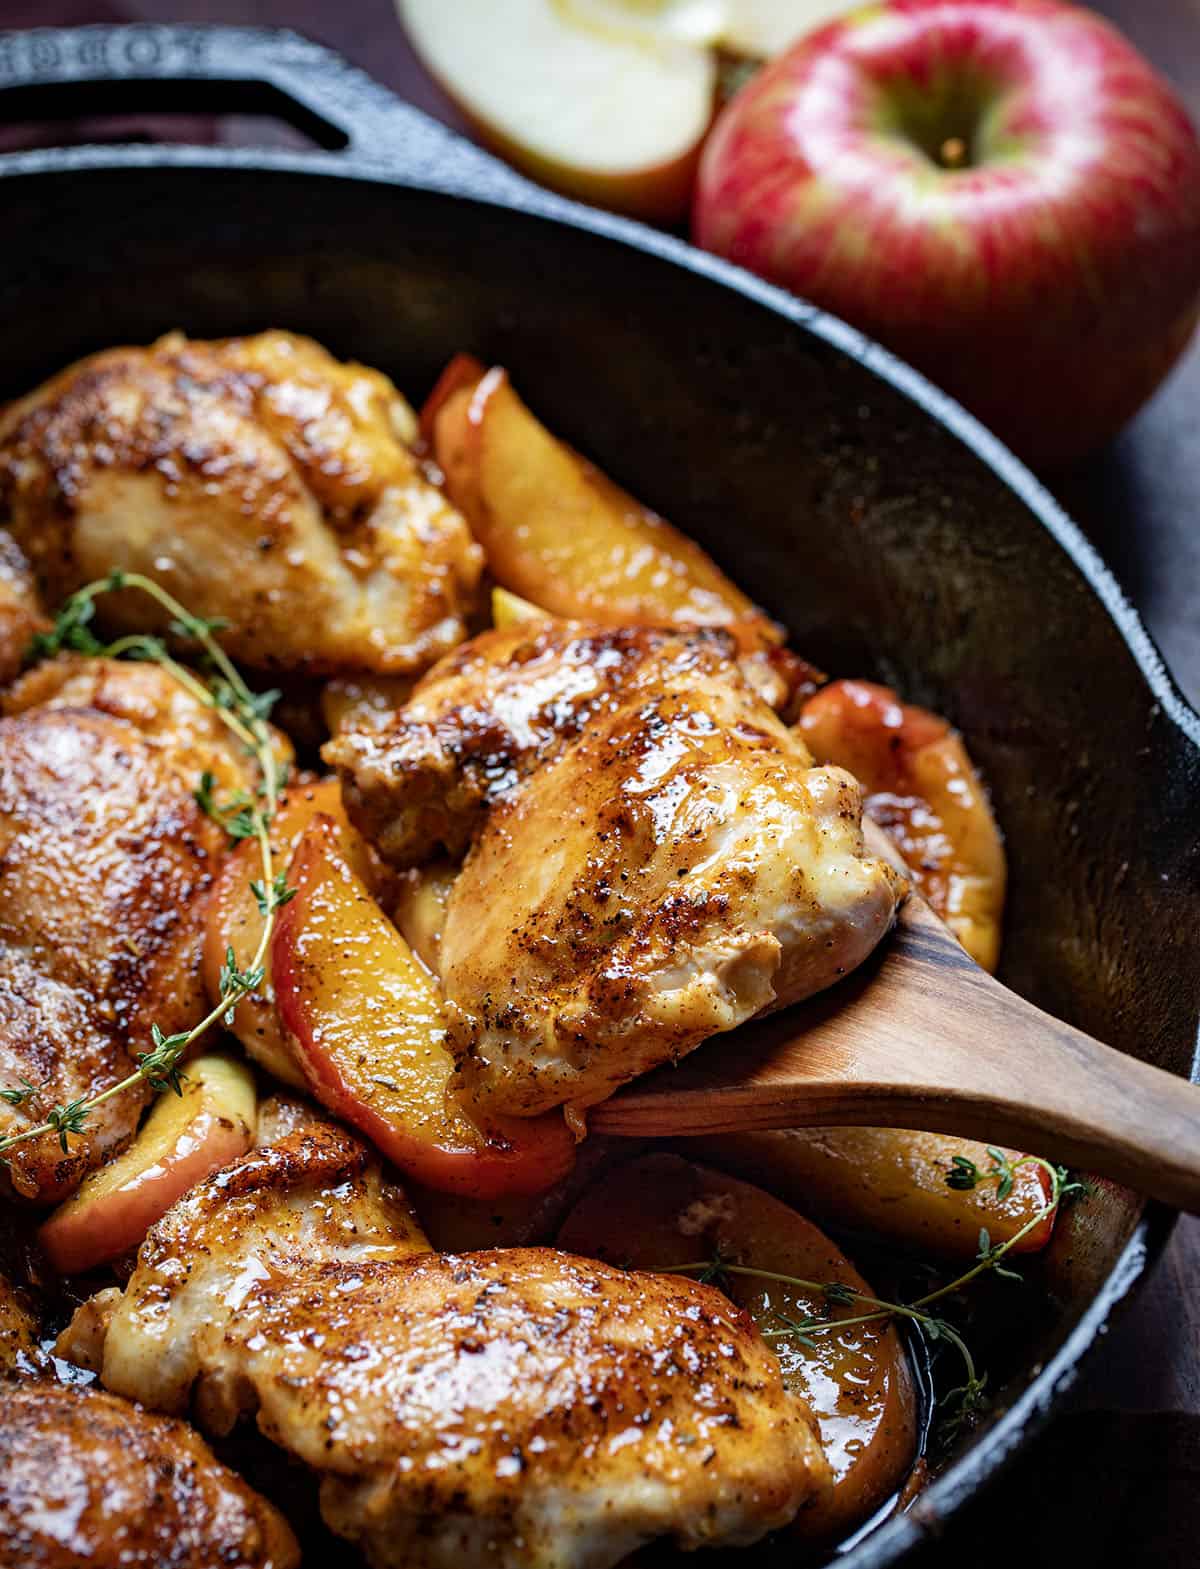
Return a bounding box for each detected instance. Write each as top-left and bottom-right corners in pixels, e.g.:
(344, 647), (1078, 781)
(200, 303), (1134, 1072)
(0, 158), (1196, 1564)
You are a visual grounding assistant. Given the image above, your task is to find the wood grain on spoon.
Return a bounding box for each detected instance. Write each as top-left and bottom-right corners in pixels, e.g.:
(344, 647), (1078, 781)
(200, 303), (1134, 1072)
(590, 829), (1200, 1215)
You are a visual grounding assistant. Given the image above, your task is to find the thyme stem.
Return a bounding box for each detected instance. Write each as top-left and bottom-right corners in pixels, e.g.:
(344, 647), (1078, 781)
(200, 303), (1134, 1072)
(0, 574), (286, 1160)
(659, 1154), (1074, 1442)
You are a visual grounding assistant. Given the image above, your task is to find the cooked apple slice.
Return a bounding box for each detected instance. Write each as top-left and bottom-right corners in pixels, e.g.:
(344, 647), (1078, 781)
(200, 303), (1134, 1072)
(273, 815), (576, 1199)
(558, 1152), (918, 1539)
(491, 586), (550, 630)
(399, 0), (715, 223)
(391, 860), (458, 976)
(204, 777), (384, 1089)
(39, 1055), (256, 1276)
(427, 360), (777, 642)
(798, 679), (1007, 971)
(419, 350), (487, 446)
(688, 1127), (1055, 1257)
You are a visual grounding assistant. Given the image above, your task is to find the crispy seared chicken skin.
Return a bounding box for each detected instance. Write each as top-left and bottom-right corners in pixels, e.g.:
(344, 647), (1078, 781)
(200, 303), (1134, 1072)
(0, 330), (483, 676)
(69, 1109), (831, 1569)
(0, 656), (269, 1201)
(328, 621), (901, 1118)
(0, 1381), (298, 1569)
(0, 531), (48, 685)
(0, 1271), (39, 1372)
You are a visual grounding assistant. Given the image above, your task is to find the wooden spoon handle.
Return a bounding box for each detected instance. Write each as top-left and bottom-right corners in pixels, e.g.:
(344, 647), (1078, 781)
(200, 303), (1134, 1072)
(591, 893), (1200, 1214)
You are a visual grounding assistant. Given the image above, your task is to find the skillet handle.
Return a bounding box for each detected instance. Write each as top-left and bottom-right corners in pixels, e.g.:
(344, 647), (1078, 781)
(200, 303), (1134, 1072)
(0, 23), (537, 201)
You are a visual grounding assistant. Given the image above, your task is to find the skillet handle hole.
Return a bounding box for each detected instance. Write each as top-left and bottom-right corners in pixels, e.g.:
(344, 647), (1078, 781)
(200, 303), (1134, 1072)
(0, 76), (348, 155)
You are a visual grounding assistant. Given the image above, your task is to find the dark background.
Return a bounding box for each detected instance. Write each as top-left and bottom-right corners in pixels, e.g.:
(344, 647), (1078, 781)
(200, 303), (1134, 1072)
(0, 0), (1196, 1561)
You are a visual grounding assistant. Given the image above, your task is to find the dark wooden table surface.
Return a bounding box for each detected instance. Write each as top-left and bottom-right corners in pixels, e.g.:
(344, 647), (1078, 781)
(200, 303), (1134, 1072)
(0, 0), (1196, 1559)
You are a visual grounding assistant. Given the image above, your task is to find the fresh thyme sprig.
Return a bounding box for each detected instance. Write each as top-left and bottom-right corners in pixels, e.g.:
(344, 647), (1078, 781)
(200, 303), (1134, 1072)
(0, 572), (287, 1160)
(660, 1155), (1083, 1443)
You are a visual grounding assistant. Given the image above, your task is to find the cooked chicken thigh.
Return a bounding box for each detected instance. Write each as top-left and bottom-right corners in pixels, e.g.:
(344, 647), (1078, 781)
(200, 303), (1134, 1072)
(222, 1251), (827, 1569)
(72, 1099), (830, 1569)
(0, 1381), (298, 1569)
(0, 1270), (39, 1371)
(326, 621), (693, 864)
(80, 1107), (429, 1423)
(0, 656), (264, 1201)
(0, 331), (483, 676)
(330, 622), (901, 1119)
(0, 530), (47, 685)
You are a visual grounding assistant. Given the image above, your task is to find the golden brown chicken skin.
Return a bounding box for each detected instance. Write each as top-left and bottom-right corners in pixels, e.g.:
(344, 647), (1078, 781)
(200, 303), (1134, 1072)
(67, 1107), (431, 1420)
(90, 1246), (830, 1569)
(329, 622), (900, 1119)
(0, 1381), (298, 1569)
(0, 531), (48, 686)
(0, 657), (264, 1202)
(0, 330), (483, 677)
(71, 1104), (830, 1569)
(326, 621), (710, 864)
(0, 1271), (39, 1372)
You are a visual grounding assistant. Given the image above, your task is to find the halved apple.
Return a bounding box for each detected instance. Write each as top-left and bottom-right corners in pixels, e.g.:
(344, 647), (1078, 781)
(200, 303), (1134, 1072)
(399, 0), (715, 223)
(399, 1), (860, 222)
(272, 815), (576, 1199)
(204, 777), (384, 1089)
(716, 0), (853, 57)
(688, 1127), (1056, 1257)
(426, 360), (776, 641)
(558, 1152), (918, 1538)
(39, 1054), (256, 1276)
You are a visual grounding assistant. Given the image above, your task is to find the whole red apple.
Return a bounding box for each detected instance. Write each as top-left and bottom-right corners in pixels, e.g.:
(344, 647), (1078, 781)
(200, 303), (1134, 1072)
(693, 0), (1200, 467)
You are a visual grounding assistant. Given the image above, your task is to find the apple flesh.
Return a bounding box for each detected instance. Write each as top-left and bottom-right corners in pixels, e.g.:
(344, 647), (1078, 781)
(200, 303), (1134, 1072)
(491, 586), (550, 630)
(425, 357), (776, 641)
(204, 777), (384, 1089)
(390, 860), (458, 977)
(272, 815), (576, 1199)
(694, 0), (1200, 466)
(399, 0), (715, 223)
(558, 1152), (918, 1538)
(39, 1054), (256, 1275)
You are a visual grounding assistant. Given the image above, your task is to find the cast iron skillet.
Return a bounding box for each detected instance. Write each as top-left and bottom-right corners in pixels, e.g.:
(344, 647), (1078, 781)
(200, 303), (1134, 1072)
(0, 23), (1197, 1565)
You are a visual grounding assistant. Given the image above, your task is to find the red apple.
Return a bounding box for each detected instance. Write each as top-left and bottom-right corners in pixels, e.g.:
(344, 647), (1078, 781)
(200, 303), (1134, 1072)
(694, 0), (1200, 466)
(273, 815), (576, 1199)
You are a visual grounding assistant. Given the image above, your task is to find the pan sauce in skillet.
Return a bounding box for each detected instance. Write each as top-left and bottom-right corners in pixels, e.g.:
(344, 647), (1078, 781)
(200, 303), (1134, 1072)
(0, 329), (1087, 1568)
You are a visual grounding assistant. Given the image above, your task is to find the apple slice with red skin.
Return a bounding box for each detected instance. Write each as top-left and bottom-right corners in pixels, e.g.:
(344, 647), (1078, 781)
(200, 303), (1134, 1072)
(205, 777), (385, 1090)
(798, 679), (1007, 972)
(426, 359), (777, 643)
(418, 351), (487, 446)
(558, 1152), (919, 1540)
(39, 1054), (256, 1276)
(273, 815), (575, 1199)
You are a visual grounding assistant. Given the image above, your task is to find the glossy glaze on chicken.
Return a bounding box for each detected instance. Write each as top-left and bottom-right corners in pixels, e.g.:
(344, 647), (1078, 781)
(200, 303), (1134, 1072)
(0, 333), (1025, 1569)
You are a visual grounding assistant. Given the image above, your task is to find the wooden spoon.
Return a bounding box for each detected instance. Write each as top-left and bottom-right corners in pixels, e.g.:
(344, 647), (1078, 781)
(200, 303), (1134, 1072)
(589, 830), (1200, 1213)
